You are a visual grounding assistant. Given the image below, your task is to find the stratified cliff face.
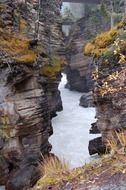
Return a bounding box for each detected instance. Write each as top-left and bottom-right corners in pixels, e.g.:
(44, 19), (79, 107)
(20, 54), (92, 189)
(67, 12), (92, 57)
(65, 9), (110, 92)
(84, 19), (126, 152)
(0, 0), (63, 189)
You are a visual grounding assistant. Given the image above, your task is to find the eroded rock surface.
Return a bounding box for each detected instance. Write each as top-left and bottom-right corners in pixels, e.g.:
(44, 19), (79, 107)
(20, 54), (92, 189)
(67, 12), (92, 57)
(65, 7), (110, 106)
(65, 8), (110, 89)
(0, 0), (63, 189)
(84, 18), (126, 153)
(79, 91), (95, 108)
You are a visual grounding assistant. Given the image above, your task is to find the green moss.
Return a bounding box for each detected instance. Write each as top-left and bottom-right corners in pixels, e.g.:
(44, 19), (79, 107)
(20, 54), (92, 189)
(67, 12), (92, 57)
(0, 154), (6, 167)
(102, 49), (114, 61)
(35, 177), (58, 189)
(41, 56), (64, 79)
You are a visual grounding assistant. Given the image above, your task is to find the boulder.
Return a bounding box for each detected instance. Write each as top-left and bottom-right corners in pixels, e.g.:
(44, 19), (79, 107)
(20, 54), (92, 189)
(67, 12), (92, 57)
(89, 123), (100, 134)
(79, 91), (95, 108)
(88, 137), (106, 155)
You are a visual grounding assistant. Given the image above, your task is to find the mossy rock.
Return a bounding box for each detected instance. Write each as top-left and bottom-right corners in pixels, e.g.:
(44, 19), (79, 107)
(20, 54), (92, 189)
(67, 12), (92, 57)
(41, 56), (64, 79)
(84, 24), (123, 58)
(0, 28), (41, 64)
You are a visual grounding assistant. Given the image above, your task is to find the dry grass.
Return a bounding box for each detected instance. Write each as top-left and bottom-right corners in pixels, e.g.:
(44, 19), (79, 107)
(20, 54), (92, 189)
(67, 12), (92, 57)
(107, 131), (126, 155)
(42, 157), (71, 177)
(0, 3), (39, 64)
(0, 31), (39, 64)
(33, 132), (126, 190)
(33, 157), (71, 189)
(33, 154), (126, 190)
(95, 28), (118, 48)
(84, 28), (119, 58)
(0, 15), (41, 64)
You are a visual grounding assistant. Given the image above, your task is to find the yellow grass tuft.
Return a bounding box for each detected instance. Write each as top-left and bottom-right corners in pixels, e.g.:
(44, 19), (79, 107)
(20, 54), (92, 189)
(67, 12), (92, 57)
(107, 131), (126, 155)
(33, 156), (71, 189)
(42, 156), (71, 177)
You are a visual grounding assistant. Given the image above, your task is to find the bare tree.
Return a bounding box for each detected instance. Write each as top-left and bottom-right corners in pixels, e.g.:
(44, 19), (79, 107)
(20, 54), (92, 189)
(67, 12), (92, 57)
(124, 0), (126, 15)
(110, 0), (114, 28)
(34, 0), (41, 39)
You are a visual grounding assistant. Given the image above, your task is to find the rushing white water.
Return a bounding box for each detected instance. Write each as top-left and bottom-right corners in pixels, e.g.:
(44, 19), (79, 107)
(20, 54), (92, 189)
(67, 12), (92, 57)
(49, 74), (97, 168)
(0, 187), (5, 190)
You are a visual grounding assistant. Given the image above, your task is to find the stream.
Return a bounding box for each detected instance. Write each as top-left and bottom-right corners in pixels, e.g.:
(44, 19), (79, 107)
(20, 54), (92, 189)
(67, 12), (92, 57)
(49, 74), (97, 168)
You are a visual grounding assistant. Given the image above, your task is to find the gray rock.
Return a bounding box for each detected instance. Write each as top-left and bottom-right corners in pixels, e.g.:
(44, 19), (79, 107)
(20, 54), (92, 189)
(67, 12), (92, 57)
(65, 9), (110, 93)
(79, 92), (95, 108)
(0, 0), (63, 189)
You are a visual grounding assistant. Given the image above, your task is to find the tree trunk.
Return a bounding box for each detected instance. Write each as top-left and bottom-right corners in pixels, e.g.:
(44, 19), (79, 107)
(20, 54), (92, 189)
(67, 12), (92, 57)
(110, 0), (114, 28)
(124, 0), (126, 16)
(35, 0), (41, 39)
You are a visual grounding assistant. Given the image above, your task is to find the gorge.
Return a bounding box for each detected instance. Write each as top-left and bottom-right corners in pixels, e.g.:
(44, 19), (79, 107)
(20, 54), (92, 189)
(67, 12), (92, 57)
(0, 0), (126, 190)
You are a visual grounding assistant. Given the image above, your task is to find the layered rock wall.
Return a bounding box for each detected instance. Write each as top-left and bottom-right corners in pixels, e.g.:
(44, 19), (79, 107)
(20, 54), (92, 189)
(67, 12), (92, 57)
(65, 9), (110, 93)
(84, 19), (126, 152)
(0, 0), (63, 189)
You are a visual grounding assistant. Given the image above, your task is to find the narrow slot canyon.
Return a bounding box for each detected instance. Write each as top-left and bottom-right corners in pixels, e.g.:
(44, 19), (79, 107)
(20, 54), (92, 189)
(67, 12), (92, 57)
(0, 0), (126, 190)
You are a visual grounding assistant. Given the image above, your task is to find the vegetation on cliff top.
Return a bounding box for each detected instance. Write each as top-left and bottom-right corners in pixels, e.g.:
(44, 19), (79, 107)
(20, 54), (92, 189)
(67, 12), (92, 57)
(0, 3), (41, 65)
(33, 157), (71, 190)
(0, 28), (40, 64)
(0, 18), (63, 77)
(84, 18), (126, 97)
(84, 27), (119, 57)
(0, 2), (63, 80)
(84, 19), (126, 58)
(41, 56), (65, 79)
(33, 132), (126, 190)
